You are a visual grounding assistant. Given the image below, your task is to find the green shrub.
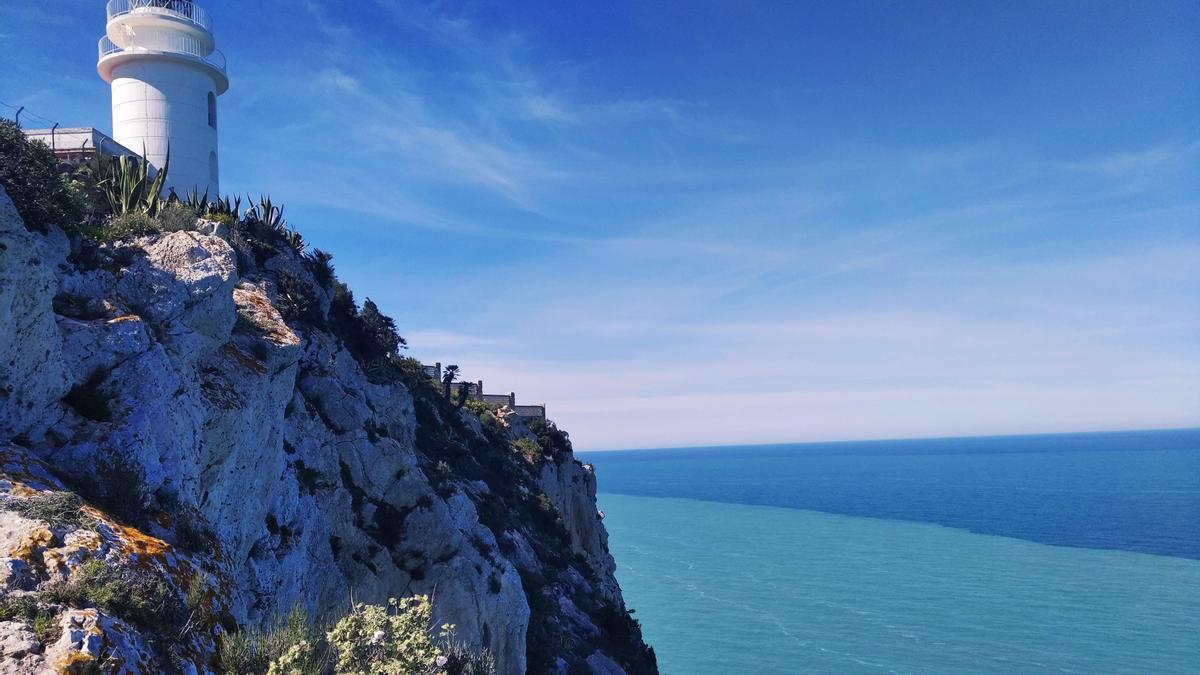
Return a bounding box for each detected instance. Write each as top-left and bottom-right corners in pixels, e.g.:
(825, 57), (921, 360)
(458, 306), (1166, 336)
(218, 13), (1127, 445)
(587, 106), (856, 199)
(326, 596), (444, 674)
(86, 210), (159, 243)
(358, 299), (405, 358)
(306, 249), (335, 287)
(276, 272), (322, 326)
(511, 438), (542, 464)
(38, 559), (182, 631)
(222, 598), (494, 675)
(2, 491), (95, 529)
(158, 201), (198, 232)
(206, 211), (237, 226)
(30, 613), (56, 641)
(0, 118), (85, 232)
(221, 605), (327, 675)
(267, 639), (320, 675)
(318, 272), (413, 378)
(441, 640), (496, 675)
(532, 493), (564, 531)
(0, 593), (35, 622)
(526, 418), (573, 456)
(0, 593), (58, 641)
(464, 399), (497, 417)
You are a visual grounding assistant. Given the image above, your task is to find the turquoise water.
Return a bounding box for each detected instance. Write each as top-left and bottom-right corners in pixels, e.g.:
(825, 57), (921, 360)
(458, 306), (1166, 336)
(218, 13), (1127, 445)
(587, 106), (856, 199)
(599, 493), (1200, 674)
(586, 430), (1200, 559)
(584, 431), (1200, 673)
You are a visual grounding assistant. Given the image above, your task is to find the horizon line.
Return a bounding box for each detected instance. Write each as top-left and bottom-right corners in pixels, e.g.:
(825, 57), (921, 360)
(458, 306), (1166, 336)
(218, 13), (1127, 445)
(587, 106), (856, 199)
(576, 425), (1200, 454)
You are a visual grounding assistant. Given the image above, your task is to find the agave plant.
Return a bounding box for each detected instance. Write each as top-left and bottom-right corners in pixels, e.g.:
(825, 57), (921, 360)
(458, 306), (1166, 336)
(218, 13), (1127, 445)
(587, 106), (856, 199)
(245, 194), (285, 230)
(184, 185), (209, 213)
(187, 187), (247, 222)
(281, 226), (305, 253)
(96, 147), (170, 216)
(246, 194), (305, 253)
(208, 194), (241, 219)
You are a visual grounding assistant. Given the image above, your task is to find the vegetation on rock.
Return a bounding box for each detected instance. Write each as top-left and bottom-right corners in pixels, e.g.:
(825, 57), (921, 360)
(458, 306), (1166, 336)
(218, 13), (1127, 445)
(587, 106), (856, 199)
(0, 117), (85, 232)
(1, 490), (95, 528)
(220, 597), (495, 675)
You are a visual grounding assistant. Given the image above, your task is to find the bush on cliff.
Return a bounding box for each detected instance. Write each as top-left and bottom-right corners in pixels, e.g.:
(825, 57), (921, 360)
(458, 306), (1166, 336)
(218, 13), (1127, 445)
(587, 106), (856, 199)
(221, 605), (327, 675)
(511, 438), (543, 464)
(158, 200), (200, 232)
(0, 117), (85, 233)
(327, 596), (445, 673)
(1, 490), (96, 529)
(86, 210), (159, 242)
(221, 596), (494, 675)
(357, 299), (406, 358)
(38, 559), (184, 633)
(526, 418), (572, 456)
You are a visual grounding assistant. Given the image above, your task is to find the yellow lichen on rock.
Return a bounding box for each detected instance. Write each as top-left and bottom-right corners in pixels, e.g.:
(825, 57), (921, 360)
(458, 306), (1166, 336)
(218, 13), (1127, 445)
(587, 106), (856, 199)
(8, 483), (36, 498)
(109, 521), (171, 561)
(233, 282), (300, 347)
(9, 526), (54, 565)
(54, 649), (96, 675)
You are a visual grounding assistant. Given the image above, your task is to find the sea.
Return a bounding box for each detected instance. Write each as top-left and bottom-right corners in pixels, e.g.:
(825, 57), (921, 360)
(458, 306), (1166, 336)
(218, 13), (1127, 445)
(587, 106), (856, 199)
(579, 429), (1200, 674)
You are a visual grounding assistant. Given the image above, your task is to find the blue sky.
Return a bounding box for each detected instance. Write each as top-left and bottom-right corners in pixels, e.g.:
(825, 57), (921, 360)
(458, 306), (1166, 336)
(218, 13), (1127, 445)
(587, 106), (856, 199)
(2, 1), (1198, 449)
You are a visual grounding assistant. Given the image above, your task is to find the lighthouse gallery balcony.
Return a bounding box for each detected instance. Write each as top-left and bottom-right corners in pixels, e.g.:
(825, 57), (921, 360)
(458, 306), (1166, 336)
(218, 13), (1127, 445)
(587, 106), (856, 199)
(98, 35), (226, 77)
(105, 0), (213, 34)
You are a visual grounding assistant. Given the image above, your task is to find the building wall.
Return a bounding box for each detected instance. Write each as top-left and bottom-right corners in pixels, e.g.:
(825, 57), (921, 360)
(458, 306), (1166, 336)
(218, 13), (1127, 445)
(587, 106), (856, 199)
(21, 128), (137, 163)
(421, 363), (545, 418)
(512, 405), (546, 419)
(422, 363), (442, 381)
(480, 393), (514, 406)
(110, 58), (220, 195)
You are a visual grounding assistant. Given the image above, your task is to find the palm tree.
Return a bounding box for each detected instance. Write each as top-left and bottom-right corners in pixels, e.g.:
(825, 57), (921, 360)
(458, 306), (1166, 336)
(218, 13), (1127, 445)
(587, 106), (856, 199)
(442, 365), (460, 401)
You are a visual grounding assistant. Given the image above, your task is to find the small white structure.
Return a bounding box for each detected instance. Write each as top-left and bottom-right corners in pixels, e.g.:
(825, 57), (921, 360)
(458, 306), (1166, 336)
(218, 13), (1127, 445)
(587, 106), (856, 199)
(97, 0), (228, 196)
(22, 127), (136, 163)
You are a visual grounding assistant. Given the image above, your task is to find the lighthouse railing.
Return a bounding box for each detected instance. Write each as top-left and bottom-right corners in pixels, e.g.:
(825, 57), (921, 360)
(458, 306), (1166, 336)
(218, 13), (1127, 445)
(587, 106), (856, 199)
(99, 35), (227, 76)
(106, 0), (213, 34)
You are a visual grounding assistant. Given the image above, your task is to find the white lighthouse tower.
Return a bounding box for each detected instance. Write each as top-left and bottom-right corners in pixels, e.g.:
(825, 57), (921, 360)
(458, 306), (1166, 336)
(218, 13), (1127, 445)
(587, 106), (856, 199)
(97, 0), (228, 196)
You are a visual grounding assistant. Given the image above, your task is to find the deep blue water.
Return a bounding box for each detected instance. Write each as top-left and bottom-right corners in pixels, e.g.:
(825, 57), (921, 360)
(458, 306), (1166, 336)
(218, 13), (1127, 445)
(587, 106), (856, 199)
(582, 429), (1200, 559)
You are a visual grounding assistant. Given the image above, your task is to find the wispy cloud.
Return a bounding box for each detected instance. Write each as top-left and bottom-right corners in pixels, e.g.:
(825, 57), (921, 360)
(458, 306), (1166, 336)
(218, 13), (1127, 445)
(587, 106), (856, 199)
(314, 68), (361, 95)
(97, 0), (1199, 449)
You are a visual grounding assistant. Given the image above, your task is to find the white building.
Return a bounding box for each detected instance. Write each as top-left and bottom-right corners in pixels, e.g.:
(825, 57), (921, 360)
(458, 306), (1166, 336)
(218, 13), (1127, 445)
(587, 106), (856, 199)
(21, 127), (136, 164)
(96, 0), (228, 196)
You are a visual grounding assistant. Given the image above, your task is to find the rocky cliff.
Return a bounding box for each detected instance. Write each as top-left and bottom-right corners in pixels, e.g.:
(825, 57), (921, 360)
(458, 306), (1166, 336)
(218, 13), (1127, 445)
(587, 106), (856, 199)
(0, 184), (656, 674)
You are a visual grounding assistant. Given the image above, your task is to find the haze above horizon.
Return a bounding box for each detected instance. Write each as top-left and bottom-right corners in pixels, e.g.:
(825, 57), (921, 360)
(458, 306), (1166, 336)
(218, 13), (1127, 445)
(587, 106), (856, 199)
(579, 426), (1200, 453)
(3, 0), (1197, 450)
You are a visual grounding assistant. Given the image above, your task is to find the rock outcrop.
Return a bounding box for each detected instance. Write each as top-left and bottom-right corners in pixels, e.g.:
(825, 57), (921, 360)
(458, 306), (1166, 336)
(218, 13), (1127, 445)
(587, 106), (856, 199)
(0, 185), (656, 674)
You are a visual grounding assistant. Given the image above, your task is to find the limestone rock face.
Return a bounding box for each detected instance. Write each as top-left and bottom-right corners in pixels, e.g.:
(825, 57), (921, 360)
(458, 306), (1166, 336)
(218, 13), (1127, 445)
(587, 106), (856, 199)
(538, 458), (622, 604)
(45, 609), (158, 675)
(0, 187), (655, 675)
(115, 231), (237, 366)
(0, 185), (70, 441)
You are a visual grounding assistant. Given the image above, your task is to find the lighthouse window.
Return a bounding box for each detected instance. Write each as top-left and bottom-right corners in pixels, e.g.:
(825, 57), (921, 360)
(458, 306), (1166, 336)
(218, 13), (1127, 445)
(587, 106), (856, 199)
(209, 151), (218, 182)
(207, 92), (217, 128)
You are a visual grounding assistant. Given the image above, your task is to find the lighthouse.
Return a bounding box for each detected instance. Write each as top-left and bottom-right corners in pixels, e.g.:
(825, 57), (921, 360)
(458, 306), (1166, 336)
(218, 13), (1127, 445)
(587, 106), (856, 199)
(97, 0), (228, 196)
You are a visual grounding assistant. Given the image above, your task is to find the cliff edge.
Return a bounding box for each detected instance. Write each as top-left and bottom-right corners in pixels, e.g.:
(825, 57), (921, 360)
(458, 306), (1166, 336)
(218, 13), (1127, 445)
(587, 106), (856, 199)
(0, 183), (657, 674)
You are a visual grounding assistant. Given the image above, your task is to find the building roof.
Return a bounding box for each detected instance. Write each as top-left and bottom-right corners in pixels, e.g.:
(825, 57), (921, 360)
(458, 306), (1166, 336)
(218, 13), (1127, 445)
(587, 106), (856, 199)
(22, 127), (137, 158)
